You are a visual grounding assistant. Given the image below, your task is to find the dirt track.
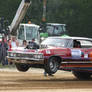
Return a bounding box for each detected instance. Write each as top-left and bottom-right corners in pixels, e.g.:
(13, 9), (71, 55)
(0, 68), (92, 92)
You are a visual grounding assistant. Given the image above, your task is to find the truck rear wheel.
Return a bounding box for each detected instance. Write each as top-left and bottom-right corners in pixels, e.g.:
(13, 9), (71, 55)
(73, 71), (91, 80)
(15, 63), (29, 72)
(45, 57), (60, 75)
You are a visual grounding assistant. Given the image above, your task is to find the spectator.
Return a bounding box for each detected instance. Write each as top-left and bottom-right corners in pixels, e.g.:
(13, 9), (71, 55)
(11, 36), (18, 48)
(0, 37), (8, 65)
(22, 40), (27, 47)
(27, 38), (39, 49)
(8, 39), (12, 49)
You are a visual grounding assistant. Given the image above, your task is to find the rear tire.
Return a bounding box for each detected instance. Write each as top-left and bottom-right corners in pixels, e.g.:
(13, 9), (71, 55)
(45, 57), (60, 75)
(15, 63), (29, 72)
(73, 71), (91, 80)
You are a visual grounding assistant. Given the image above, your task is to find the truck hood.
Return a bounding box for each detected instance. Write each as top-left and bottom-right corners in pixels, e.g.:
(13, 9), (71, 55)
(8, 47), (36, 53)
(8, 46), (62, 54)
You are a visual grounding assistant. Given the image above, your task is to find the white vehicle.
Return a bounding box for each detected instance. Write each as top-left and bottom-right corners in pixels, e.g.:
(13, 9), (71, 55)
(17, 23), (40, 45)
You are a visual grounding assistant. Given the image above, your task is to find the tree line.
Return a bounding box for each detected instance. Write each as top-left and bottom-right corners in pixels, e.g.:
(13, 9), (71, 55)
(0, 0), (92, 37)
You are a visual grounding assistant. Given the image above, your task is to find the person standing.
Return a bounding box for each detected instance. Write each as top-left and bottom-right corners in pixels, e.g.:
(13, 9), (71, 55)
(8, 39), (12, 49)
(0, 37), (8, 65)
(11, 36), (18, 48)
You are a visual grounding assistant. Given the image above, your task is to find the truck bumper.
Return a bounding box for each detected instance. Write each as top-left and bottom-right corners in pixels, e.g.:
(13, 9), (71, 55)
(7, 56), (44, 64)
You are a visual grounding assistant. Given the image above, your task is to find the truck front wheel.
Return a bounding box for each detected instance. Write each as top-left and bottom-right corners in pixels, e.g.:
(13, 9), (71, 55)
(15, 63), (29, 72)
(45, 57), (61, 75)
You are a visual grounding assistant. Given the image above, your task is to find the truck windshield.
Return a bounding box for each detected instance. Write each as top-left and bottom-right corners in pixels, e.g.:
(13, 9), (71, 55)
(46, 25), (66, 36)
(18, 25), (38, 40)
(25, 26), (38, 40)
(41, 38), (69, 47)
(18, 25), (25, 40)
